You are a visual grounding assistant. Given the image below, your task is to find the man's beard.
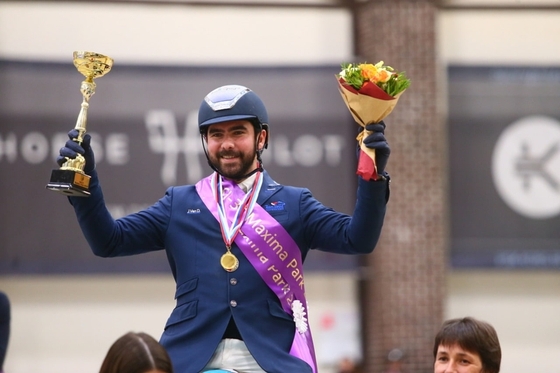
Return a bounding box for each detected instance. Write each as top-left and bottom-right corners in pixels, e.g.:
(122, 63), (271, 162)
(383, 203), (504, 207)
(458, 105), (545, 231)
(209, 148), (257, 181)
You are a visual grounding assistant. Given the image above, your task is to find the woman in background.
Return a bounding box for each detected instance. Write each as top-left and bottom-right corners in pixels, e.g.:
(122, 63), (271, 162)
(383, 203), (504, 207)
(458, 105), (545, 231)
(433, 317), (501, 373)
(99, 332), (173, 373)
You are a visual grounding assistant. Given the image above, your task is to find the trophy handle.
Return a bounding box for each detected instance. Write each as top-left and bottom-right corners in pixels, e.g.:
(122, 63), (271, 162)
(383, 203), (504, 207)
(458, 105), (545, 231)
(60, 78), (96, 173)
(74, 77), (96, 143)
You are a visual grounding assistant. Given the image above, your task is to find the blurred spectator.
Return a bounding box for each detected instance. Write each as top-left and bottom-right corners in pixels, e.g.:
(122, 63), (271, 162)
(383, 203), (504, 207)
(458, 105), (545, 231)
(383, 348), (404, 373)
(337, 356), (362, 373)
(0, 292), (10, 373)
(99, 332), (174, 373)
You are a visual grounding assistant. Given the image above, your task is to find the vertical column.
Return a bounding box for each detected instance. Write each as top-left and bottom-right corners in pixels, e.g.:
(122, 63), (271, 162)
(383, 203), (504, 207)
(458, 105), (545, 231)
(354, 1), (447, 372)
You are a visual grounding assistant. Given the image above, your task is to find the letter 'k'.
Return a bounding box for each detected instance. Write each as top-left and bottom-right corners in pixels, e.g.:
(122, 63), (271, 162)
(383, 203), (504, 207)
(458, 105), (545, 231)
(145, 110), (205, 185)
(516, 142), (559, 191)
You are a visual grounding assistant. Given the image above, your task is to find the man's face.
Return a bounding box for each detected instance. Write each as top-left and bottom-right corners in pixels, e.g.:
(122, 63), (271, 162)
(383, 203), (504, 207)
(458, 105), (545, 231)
(434, 344), (484, 373)
(205, 120), (265, 181)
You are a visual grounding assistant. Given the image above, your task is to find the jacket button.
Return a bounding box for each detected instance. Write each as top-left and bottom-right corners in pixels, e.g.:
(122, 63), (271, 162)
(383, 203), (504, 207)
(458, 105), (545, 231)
(230, 300), (237, 307)
(230, 278), (237, 285)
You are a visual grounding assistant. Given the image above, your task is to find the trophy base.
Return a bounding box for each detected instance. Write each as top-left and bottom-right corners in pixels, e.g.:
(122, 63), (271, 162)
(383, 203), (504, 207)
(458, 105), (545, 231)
(46, 169), (91, 197)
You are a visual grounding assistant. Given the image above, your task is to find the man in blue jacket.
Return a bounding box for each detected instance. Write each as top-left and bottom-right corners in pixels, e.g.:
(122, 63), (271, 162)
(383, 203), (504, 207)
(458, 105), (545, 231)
(58, 84), (390, 373)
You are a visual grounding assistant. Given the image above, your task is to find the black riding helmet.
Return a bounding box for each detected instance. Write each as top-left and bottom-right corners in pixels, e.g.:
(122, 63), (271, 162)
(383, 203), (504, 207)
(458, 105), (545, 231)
(198, 84), (269, 149)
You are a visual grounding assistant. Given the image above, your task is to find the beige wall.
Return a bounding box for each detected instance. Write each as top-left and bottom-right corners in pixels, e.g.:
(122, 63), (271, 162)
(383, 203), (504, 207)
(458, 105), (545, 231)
(438, 9), (560, 373)
(447, 271), (560, 373)
(1, 2), (560, 373)
(438, 9), (560, 66)
(0, 2), (352, 66)
(0, 273), (361, 373)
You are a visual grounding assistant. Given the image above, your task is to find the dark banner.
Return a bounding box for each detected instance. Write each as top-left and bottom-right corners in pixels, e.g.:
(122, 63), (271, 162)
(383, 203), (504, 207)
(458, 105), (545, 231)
(0, 60), (361, 274)
(448, 65), (560, 268)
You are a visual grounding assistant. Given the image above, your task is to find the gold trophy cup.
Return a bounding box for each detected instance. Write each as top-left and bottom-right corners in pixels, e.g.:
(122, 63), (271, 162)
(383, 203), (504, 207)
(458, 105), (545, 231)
(46, 51), (113, 196)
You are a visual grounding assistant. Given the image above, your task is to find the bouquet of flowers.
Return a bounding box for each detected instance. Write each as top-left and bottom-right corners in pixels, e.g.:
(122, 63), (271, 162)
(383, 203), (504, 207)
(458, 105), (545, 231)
(337, 61), (410, 180)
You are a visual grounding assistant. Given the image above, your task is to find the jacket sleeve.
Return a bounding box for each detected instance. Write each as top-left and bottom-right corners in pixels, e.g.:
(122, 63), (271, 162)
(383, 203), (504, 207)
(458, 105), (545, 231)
(301, 176), (388, 254)
(68, 169), (171, 257)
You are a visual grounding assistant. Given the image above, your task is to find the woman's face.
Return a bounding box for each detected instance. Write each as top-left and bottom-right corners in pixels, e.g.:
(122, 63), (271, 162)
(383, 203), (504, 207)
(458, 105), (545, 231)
(434, 343), (484, 373)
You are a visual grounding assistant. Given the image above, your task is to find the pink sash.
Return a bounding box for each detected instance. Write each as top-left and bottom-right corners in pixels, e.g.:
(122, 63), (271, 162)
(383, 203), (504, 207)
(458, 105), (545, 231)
(196, 173), (317, 373)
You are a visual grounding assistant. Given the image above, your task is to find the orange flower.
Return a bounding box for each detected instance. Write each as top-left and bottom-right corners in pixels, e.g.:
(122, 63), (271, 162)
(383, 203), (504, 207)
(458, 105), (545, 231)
(359, 63), (392, 84)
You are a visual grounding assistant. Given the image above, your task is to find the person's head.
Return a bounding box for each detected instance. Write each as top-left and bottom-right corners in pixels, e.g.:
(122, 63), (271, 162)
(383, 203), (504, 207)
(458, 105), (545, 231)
(198, 85), (269, 181)
(99, 332), (173, 373)
(433, 317), (501, 373)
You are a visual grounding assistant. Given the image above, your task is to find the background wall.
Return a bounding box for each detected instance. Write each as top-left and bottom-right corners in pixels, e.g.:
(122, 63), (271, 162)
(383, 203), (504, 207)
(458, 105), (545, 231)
(438, 8), (560, 373)
(1, 2), (559, 373)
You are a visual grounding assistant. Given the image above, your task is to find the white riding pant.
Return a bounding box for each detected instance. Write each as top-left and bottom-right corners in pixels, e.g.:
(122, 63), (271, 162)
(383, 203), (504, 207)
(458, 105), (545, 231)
(201, 338), (266, 373)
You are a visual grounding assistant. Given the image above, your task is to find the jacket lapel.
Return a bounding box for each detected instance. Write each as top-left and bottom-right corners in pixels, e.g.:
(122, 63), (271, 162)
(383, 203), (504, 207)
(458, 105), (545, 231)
(257, 170), (284, 205)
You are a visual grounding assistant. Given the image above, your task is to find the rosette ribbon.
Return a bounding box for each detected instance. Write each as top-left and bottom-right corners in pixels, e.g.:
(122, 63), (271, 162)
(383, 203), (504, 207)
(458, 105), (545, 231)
(337, 77), (404, 180)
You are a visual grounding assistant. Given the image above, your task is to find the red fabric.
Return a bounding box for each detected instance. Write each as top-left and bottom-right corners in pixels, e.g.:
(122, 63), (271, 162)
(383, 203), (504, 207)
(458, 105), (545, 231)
(338, 78), (394, 101)
(356, 149), (379, 181)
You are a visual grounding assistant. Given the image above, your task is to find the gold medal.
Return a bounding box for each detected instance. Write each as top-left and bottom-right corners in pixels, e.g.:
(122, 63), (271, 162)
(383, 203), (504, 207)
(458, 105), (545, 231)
(221, 250), (239, 272)
(212, 174), (263, 273)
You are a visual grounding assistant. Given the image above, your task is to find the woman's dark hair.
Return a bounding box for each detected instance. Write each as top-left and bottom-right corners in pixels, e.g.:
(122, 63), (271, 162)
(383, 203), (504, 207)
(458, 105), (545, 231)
(433, 317), (501, 373)
(99, 332), (174, 373)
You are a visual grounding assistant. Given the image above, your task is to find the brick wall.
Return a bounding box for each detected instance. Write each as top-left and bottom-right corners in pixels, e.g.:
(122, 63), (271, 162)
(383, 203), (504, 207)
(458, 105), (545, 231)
(354, 1), (448, 372)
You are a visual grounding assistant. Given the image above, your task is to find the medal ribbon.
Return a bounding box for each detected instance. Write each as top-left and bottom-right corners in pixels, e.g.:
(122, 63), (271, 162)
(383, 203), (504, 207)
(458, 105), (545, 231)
(210, 172), (263, 250)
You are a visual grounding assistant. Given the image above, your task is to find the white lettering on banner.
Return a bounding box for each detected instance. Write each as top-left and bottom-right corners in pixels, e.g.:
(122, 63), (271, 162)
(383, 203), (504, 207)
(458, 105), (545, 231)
(50, 132), (69, 161)
(1, 112), (345, 183)
(273, 136), (295, 166)
(0, 131), (130, 166)
(323, 134), (344, 165)
(85, 133), (130, 165)
(105, 134), (130, 165)
(265, 134), (345, 167)
(0, 133), (17, 163)
(145, 109), (346, 185)
(21, 132), (49, 164)
(294, 135), (323, 167)
(494, 251), (560, 267)
(145, 110), (205, 185)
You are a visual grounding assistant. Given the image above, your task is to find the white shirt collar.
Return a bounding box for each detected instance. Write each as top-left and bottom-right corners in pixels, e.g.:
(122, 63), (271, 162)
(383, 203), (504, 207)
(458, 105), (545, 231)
(237, 173), (257, 193)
